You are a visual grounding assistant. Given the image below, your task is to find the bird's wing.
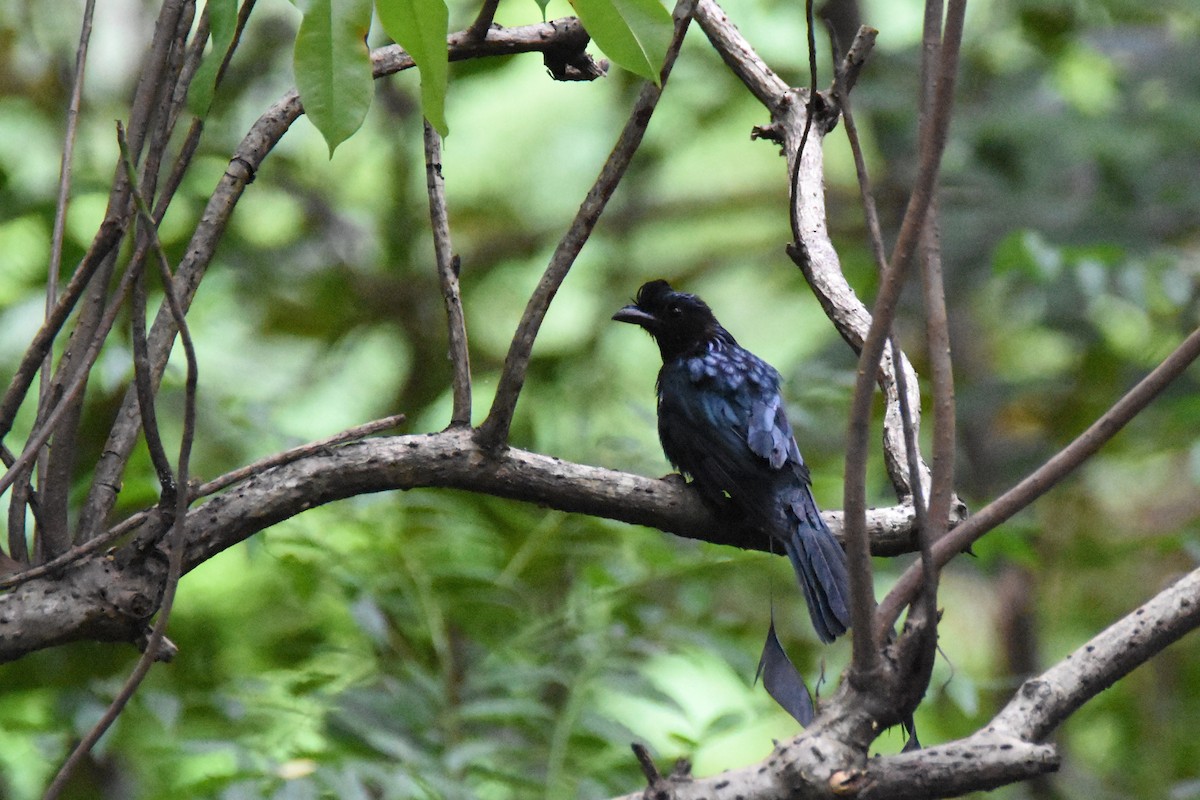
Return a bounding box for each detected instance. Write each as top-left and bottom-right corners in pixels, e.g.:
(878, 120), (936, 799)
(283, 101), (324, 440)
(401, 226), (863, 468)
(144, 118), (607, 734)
(740, 354), (812, 486)
(659, 345), (811, 501)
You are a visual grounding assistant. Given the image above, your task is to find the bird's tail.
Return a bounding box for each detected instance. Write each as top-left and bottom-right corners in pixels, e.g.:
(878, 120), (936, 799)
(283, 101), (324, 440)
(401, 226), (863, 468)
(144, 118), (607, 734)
(783, 488), (852, 643)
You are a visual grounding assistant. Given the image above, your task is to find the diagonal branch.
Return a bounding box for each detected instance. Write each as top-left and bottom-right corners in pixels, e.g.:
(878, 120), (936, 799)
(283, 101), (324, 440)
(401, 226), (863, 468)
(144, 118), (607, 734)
(876, 324), (1200, 636)
(75, 17), (608, 541)
(478, 0), (698, 449)
(694, 0), (956, 512)
(992, 565), (1200, 743)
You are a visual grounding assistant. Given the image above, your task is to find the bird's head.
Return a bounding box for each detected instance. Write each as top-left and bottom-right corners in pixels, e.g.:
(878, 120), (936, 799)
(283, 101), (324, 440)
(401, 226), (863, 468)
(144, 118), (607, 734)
(612, 279), (729, 361)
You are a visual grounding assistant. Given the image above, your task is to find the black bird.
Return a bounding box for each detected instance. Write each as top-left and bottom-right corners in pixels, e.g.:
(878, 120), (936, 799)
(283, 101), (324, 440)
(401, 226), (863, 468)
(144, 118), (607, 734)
(613, 279), (851, 642)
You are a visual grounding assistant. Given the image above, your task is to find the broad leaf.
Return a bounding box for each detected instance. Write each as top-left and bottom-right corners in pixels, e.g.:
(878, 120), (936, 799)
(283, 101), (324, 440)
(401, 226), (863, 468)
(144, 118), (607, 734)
(376, 0), (450, 136)
(294, 0), (375, 155)
(568, 0), (672, 84)
(756, 617), (814, 727)
(188, 0), (238, 115)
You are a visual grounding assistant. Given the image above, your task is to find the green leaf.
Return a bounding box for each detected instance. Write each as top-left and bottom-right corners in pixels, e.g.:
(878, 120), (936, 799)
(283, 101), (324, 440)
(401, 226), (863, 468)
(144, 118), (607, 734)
(376, 0), (450, 136)
(568, 0), (672, 84)
(293, 0), (375, 156)
(188, 0), (238, 116)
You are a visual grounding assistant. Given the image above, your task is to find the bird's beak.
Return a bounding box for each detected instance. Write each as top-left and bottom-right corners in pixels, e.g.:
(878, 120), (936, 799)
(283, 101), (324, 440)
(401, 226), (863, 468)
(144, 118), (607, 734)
(612, 305), (658, 328)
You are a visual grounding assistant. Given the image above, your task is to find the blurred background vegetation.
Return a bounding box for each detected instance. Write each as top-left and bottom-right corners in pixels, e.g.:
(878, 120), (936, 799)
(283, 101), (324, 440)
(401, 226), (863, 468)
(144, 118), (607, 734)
(0, 0), (1198, 797)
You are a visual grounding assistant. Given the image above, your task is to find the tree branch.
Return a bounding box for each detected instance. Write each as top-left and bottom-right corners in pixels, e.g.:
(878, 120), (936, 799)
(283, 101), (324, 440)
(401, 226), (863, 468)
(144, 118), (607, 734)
(478, 0), (698, 448)
(423, 121), (472, 426)
(75, 17), (602, 540)
(606, 727), (1058, 800)
(876, 324), (1200, 635)
(0, 429), (920, 663)
(694, 0), (959, 513)
(992, 565), (1200, 743)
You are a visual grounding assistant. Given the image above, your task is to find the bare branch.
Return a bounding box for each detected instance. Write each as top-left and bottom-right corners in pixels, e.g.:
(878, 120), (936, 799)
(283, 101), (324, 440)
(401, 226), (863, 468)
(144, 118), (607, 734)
(694, 0), (787, 107)
(76, 16), (614, 540)
(423, 122), (472, 426)
(694, 0), (950, 511)
(877, 324), (1200, 635)
(607, 729), (1057, 800)
(467, 0), (501, 41)
(831, 25), (877, 99)
(478, 0), (698, 449)
(178, 431), (919, 574)
(852, 732), (1059, 799)
(992, 565), (1200, 743)
(0, 428), (921, 662)
(45, 119), (203, 799)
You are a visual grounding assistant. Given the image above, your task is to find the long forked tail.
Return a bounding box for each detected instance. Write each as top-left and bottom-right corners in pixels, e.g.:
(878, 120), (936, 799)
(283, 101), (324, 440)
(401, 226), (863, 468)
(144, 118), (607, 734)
(783, 489), (852, 644)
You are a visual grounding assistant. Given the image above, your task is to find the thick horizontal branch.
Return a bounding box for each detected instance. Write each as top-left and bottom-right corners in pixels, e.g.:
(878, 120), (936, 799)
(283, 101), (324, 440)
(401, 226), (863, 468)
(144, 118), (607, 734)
(0, 429), (916, 663)
(181, 429), (916, 569)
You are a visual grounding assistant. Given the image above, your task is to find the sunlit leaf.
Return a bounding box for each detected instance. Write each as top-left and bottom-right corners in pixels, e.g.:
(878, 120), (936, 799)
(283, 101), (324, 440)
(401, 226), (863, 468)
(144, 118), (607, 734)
(294, 0), (375, 155)
(188, 0), (238, 115)
(376, 0), (450, 135)
(568, 0), (672, 84)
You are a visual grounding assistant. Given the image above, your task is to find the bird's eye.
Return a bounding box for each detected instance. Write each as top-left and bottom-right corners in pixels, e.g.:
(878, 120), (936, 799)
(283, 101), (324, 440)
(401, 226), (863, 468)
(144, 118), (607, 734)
(668, 304), (683, 318)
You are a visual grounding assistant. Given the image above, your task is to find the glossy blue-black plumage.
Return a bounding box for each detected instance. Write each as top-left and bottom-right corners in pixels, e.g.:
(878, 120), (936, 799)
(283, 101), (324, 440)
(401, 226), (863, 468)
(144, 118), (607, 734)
(614, 280), (851, 642)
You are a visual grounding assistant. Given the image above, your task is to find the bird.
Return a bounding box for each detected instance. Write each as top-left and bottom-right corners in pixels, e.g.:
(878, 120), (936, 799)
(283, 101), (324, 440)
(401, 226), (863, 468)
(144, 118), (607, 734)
(613, 279), (851, 643)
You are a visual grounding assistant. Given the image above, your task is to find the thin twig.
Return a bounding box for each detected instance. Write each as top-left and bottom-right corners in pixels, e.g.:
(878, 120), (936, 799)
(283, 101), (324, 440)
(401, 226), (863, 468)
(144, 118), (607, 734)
(7, 479), (31, 564)
(132, 250), (177, 496)
(193, 414), (407, 498)
(478, 0), (698, 448)
(631, 743), (661, 783)
(840, 0), (966, 673)
(76, 16), (607, 540)
(876, 324), (1200, 636)
(831, 25), (877, 100)
(786, 0), (819, 244)
(38, 0), (97, 527)
(825, 18), (906, 675)
(0, 512), (143, 591)
(45, 114), (203, 800)
(219, 0), (259, 88)
(908, 0), (955, 638)
(44, 0), (95, 345)
(423, 122), (472, 426)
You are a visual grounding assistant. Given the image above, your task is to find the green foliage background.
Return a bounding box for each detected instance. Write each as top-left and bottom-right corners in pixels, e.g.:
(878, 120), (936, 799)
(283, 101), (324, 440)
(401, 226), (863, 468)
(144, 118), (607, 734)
(0, 0), (1198, 797)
